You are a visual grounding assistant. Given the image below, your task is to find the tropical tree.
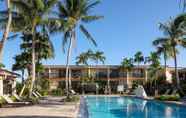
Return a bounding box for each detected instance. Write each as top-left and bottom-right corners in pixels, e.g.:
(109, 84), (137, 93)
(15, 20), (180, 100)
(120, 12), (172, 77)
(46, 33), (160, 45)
(153, 38), (177, 73)
(121, 57), (134, 88)
(9, 0), (57, 97)
(0, 0), (12, 63)
(53, 0), (102, 97)
(134, 51), (144, 68)
(12, 31), (54, 97)
(93, 51), (106, 65)
(76, 52), (89, 65)
(157, 14), (186, 89)
(12, 54), (28, 85)
(147, 52), (162, 96)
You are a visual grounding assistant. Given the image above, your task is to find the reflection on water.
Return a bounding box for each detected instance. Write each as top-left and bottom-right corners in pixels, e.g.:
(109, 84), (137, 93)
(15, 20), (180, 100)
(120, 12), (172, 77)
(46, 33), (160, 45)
(86, 96), (186, 118)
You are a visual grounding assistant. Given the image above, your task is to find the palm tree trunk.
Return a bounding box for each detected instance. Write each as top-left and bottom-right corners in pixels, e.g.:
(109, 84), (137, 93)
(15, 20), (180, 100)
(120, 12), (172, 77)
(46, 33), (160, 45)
(0, 0), (12, 63)
(29, 39), (36, 98)
(164, 52), (167, 80)
(127, 70), (129, 89)
(29, 23), (36, 98)
(173, 46), (180, 89)
(65, 31), (73, 97)
(21, 69), (25, 85)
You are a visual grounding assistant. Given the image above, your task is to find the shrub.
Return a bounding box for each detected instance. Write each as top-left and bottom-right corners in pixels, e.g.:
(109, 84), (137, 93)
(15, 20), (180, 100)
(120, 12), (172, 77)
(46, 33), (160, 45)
(10, 96), (17, 102)
(0, 96), (6, 107)
(155, 94), (180, 101)
(39, 90), (48, 96)
(50, 88), (64, 96)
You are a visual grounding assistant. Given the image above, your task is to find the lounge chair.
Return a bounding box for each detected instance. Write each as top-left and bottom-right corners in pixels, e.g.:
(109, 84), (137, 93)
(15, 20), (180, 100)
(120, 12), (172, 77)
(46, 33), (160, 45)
(2, 95), (31, 107)
(70, 89), (76, 95)
(32, 91), (39, 98)
(171, 89), (178, 95)
(35, 91), (42, 97)
(164, 89), (171, 95)
(117, 85), (124, 94)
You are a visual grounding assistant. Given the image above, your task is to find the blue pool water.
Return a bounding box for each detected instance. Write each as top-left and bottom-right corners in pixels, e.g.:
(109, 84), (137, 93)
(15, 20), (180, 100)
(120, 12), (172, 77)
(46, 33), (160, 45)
(86, 96), (186, 118)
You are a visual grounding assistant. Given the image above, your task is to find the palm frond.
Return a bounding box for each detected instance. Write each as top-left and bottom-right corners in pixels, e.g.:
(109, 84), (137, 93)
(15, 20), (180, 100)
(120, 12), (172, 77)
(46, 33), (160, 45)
(79, 24), (97, 46)
(82, 15), (103, 23)
(85, 0), (100, 11)
(152, 37), (170, 46)
(62, 31), (71, 52)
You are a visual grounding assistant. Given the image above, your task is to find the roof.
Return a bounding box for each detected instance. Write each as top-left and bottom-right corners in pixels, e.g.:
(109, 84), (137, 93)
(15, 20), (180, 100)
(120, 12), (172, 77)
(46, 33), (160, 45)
(0, 68), (20, 77)
(43, 65), (186, 70)
(44, 65), (149, 69)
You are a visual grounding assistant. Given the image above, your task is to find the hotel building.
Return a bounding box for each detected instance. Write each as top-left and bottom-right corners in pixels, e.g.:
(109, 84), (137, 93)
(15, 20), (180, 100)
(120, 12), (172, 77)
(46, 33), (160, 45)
(40, 65), (186, 92)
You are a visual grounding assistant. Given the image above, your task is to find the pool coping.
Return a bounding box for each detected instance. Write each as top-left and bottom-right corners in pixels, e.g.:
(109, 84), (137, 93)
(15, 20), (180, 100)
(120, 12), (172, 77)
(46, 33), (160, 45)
(77, 96), (89, 118)
(84, 94), (186, 107)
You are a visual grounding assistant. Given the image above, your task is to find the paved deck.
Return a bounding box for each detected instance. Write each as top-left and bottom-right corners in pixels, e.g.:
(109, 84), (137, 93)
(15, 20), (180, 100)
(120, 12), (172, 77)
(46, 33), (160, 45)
(0, 97), (79, 118)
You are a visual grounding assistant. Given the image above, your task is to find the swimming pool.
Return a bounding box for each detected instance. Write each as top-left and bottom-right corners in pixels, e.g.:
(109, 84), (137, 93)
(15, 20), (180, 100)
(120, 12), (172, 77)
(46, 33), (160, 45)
(86, 96), (186, 118)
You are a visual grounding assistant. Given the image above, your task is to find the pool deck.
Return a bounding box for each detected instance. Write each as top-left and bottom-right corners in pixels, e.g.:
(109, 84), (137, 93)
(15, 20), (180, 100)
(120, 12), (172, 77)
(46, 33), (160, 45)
(0, 97), (80, 118)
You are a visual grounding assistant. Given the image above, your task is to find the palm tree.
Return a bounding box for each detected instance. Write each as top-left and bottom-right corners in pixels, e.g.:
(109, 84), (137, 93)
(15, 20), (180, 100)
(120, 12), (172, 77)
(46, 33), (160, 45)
(76, 52), (89, 65)
(158, 14), (186, 89)
(53, 0), (102, 97)
(13, 31), (54, 96)
(93, 51), (106, 65)
(121, 57), (134, 88)
(92, 51), (105, 81)
(134, 51), (144, 68)
(148, 52), (162, 96)
(153, 38), (176, 74)
(10, 0), (57, 97)
(12, 54), (27, 85)
(0, 0), (12, 63)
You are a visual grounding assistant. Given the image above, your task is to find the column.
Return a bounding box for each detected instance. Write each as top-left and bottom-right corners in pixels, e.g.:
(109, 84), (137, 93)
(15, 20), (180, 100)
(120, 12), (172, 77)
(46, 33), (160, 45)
(69, 68), (72, 90)
(145, 69), (148, 82)
(48, 68), (51, 79)
(0, 76), (3, 96)
(12, 79), (16, 95)
(107, 66), (110, 94)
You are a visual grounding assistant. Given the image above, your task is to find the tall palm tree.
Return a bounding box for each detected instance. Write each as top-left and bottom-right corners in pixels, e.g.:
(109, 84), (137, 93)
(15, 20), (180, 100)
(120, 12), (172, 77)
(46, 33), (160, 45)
(158, 14), (186, 89)
(53, 0), (102, 97)
(13, 31), (54, 96)
(153, 38), (177, 73)
(10, 0), (57, 97)
(134, 51), (144, 68)
(121, 57), (134, 88)
(0, 0), (12, 63)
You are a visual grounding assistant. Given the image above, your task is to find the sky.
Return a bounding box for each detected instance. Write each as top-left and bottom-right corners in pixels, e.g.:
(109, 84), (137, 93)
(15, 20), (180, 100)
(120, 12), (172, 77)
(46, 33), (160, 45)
(0, 0), (186, 72)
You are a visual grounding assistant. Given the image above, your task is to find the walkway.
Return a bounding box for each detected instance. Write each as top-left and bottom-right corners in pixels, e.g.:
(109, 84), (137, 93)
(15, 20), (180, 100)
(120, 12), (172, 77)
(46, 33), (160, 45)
(0, 97), (79, 118)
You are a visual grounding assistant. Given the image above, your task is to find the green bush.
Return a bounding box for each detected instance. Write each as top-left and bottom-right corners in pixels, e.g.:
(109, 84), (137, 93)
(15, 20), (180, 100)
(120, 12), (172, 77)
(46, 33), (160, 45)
(50, 89), (64, 96)
(155, 94), (180, 101)
(37, 89), (48, 96)
(0, 96), (6, 107)
(10, 96), (17, 102)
